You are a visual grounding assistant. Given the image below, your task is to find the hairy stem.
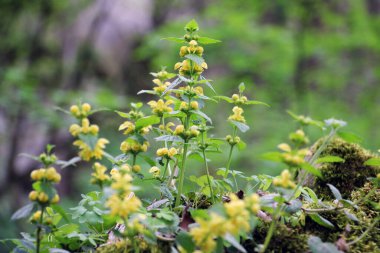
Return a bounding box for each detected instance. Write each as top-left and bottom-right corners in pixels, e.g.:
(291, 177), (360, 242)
(201, 132), (215, 203)
(36, 207), (45, 253)
(175, 141), (188, 208)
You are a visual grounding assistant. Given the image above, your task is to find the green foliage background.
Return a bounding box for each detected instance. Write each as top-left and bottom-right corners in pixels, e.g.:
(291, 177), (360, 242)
(0, 0), (379, 242)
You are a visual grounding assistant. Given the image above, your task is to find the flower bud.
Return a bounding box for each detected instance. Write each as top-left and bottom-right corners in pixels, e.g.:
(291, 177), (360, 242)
(179, 46), (188, 57)
(189, 40), (198, 47)
(190, 101), (199, 110)
(168, 147), (177, 157)
(149, 166), (160, 177)
(232, 94), (239, 101)
(81, 103), (91, 113)
(38, 192), (49, 203)
(29, 191), (38, 201)
(174, 125), (185, 135)
(51, 194), (60, 204)
(31, 211), (42, 222)
(174, 62), (182, 70)
(90, 125), (99, 134)
(70, 105), (80, 116)
(46, 167), (57, 181)
(132, 165), (141, 173)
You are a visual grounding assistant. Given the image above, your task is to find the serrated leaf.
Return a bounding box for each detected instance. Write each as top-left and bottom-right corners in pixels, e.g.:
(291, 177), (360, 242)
(316, 156), (344, 164)
(191, 110), (212, 123)
(51, 204), (70, 223)
(200, 75), (216, 93)
(135, 115), (160, 129)
(163, 77), (182, 95)
(229, 120), (249, 133)
(161, 37), (185, 43)
(184, 54), (204, 66)
(309, 213), (335, 229)
(308, 236), (341, 253)
(11, 203), (35, 220)
(197, 36), (221, 44)
(300, 163), (322, 178)
(364, 157), (380, 166)
(185, 19), (199, 31)
(155, 135), (183, 142)
(327, 184), (342, 200)
(224, 233), (247, 253)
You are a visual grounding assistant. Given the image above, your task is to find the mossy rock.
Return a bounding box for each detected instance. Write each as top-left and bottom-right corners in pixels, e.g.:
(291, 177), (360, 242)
(305, 138), (379, 199)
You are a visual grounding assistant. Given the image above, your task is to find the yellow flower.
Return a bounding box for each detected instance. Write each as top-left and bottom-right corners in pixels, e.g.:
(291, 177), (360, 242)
(106, 193), (141, 218)
(82, 103), (91, 113)
(70, 105), (80, 117)
(73, 138), (109, 161)
(132, 165), (141, 173)
(69, 124), (81, 136)
(91, 162), (110, 185)
(31, 169), (45, 181)
(223, 194), (250, 234)
(179, 101), (188, 111)
(190, 126), (200, 137)
(29, 191), (38, 201)
(147, 99), (173, 116)
(228, 106), (246, 123)
(190, 101), (199, 110)
(245, 193), (261, 214)
(174, 125), (185, 135)
(31, 211), (42, 222)
(273, 169), (296, 189)
(168, 147), (177, 157)
(194, 86), (204, 96)
(119, 121), (135, 135)
(149, 166), (160, 177)
(38, 192), (49, 203)
(278, 143), (292, 152)
(111, 173), (133, 192)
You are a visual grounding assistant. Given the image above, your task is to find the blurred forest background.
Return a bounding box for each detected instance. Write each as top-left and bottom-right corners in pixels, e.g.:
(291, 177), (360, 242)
(1, 0), (380, 239)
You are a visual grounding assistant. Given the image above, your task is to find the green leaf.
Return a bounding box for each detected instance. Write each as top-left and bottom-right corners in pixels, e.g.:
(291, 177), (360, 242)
(78, 134), (98, 150)
(56, 156), (81, 169)
(131, 102), (143, 109)
(327, 184), (342, 200)
(229, 120), (250, 133)
(51, 204), (70, 223)
(197, 36), (221, 44)
(308, 236), (341, 253)
(137, 90), (157, 95)
(238, 82), (245, 93)
(214, 95), (233, 103)
(316, 156), (345, 164)
(161, 37), (185, 43)
(11, 203), (35, 220)
(176, 232), (195, 252)
(135, 115), (160, 129)
(163, 77), (182, 95)
(224, 233), (247, 253)
(155, 135), (183, 142)
(284, 199), (302, 214)
(302, 187), (319, 203)
(140, 154), (156, 166)
(260, 152), (282, 162)
(184, 54), (204, 65)
(364, 157), (380, 166)
(185, 19), (199, 31)
(300, 163), (322, 178)
(344, 210), (359, 222)
(115, 110), (130, 118)
(337, 131), (362, 143)
(192, 110), (212, 123)
(200, 75), (216, 93)
(246, 100), (270, 107)
(309, 213), (335, 229)
(49, 249), (71, 253)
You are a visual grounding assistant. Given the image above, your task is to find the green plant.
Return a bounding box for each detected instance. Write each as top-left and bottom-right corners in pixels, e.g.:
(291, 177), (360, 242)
(3, 19), (379, 253)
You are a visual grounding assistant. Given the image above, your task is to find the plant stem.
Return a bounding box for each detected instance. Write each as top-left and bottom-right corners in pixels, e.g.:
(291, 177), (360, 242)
(224, 144), (234, 178)
(161, 158), (169, 182)
(201, 132), (215, 203)
(260, 203), (282, 253)
(36, 207), (45, 253)
(175, 141), (188, 208)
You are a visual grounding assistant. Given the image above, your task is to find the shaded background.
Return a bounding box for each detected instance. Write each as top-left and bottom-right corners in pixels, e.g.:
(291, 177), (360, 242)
(1, 0), (380, 239)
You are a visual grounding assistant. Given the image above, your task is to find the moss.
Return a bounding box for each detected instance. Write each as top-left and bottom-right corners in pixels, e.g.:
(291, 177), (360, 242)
(249, 223), (309, 253)
(307, 138), (379, 199)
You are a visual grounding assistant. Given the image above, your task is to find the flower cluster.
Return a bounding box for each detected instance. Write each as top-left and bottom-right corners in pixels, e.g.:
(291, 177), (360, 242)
(174, 124), (200, 139)
(90, 162), (110, 187)
(175, 40), (208, 77)
(156, 147), (178, 159)
(273, 169), (296, 189)
(29, 167), (61, 205)
(69, 103), (109, 161)
(106, 168), (141, 219)
(231, 93), (248, 105)
(228, 106), (246, 123)
(189, 193), (261, 252)
(147, 99), (173, 116)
